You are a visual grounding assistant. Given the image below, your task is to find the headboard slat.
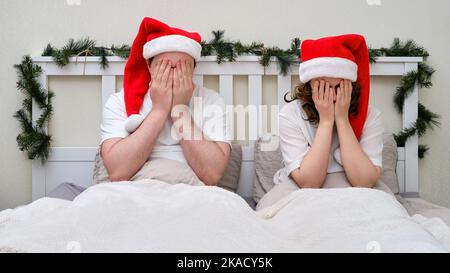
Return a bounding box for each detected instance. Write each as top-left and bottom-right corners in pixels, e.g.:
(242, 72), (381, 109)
(277, 75), (291, 106)
(101, 76), (116, 107)
(248, 75), (263, 140)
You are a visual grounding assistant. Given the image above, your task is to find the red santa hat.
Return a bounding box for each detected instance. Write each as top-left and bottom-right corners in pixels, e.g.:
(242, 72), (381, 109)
(299, 34), (370, 140)
(123, 17), (202, 133)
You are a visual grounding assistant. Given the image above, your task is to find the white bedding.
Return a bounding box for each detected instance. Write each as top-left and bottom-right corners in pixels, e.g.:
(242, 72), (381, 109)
(1, 179), (449, 253)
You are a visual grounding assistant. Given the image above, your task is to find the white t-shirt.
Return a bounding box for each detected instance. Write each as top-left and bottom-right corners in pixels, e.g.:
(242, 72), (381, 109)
(100, 85), (232, 164)
(275, 99), (383, 184)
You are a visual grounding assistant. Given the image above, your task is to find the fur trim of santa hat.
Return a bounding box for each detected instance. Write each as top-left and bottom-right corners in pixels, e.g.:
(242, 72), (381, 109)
(298, 34), (370, 140)
(123, 17), (202, 133)
(143, 34), (201, 61)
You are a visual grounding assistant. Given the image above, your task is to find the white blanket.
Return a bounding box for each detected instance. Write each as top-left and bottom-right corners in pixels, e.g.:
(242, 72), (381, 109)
(0, 180), (449, 253)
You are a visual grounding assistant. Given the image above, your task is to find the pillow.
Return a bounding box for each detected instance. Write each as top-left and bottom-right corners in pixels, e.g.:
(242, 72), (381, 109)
(253, 135), (284, 203)
(130, 158), (204, 186)
(92, 145), (109, 184)
(217, 143), (242, 192)
(379, 134), (400, 194)
(322, 172), (395, 196)
(253, 133), (400, 203)
(92, 143), (242, 192)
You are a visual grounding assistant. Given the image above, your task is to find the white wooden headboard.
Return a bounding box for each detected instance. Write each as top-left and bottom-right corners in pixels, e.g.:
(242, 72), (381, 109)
(31, 56), (423, 201)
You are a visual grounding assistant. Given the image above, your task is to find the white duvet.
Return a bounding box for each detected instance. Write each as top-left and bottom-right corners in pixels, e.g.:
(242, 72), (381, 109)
(1, 179), (449, 253)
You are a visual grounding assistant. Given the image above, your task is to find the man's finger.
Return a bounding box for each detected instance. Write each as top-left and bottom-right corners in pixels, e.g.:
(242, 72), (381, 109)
(154, 59), (162, 74)
(161, 61), (172, 86)
(187, 59), (194, 76)
(167, 69), (174, 89)
(176, 62), (183, 87)
(184, 60), (192, 86)
(180, 60), (188, 84)
(156, 59), (169, 82)
(173, 66), (180, 88)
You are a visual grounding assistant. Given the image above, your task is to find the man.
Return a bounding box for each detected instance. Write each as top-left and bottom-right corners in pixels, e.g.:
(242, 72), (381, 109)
(100, 17), (232, 185)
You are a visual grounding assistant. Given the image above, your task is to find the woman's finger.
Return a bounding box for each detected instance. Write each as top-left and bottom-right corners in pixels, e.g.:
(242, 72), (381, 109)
(324, 82), (330, 102)
(339, 81), (344, 103)
(336, 87), (342, 103)
(329, 87), (335, 103)
(319, 80), (325, 101)
(312, 81), (319, 101)
(346, 80), (352, 102)
(342, 80), (347, 102)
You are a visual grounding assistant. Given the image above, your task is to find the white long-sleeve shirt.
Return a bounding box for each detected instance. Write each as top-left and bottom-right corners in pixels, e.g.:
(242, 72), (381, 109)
(275, 99), (384, 185)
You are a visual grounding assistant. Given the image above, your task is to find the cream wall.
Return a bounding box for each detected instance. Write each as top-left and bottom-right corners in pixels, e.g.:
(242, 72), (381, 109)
(1, 0), (449, 209)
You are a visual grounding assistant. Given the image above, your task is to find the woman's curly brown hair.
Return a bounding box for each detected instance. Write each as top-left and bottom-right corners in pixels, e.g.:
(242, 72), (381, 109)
(285, 81), (361, 125)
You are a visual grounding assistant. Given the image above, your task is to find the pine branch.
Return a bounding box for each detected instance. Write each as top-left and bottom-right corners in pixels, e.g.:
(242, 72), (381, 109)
(13, 109), (33, 133)
(260, 47), (296, 75)
(110, 44), (131, 58)
(14, 55), (47, 107)
(234, 41), (264, 55)
(42, 43), (56, 56)
(91, 47), (109, 69)
(394, 126), (417, 147)
(394, 103), (440, 146)
(22, 97), (32, 114)
(379, 38), (429, 58)
(52, 38), (97, 67)
(16, 128), (52, 161)
(289, 38), (301, 56)
(14, 56), (53, 161)
(394, 71), (418, 113)
(418, 145), (429, 159)
(211, 30), (225, 43)
(417, 62), (435, 88)
(36, 91), (54, 128)
(368, 48), (383, 63)
(201, 41), (213, 56)
(418, 103), (440, 129)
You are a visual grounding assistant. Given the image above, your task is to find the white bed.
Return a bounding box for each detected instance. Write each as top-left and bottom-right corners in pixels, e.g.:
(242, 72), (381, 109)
(30, 56), (422, 201)
(1, 178), (450, 253)
(3, 56), (449, 253)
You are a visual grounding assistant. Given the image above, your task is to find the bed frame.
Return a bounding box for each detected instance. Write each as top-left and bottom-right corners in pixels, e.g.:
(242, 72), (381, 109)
(31, 56), (423, 201)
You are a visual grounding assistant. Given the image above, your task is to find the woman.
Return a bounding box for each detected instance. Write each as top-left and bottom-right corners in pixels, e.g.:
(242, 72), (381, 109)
(257, 34), (385, 210)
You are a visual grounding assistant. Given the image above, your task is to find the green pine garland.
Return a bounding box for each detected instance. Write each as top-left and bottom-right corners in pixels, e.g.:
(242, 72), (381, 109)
(14, 33), (439, 161)
(42, 38), (131, 69)
(13, 55), (54, 161)
(201, 30), (301, 75)
(369, 38), (439, 158)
